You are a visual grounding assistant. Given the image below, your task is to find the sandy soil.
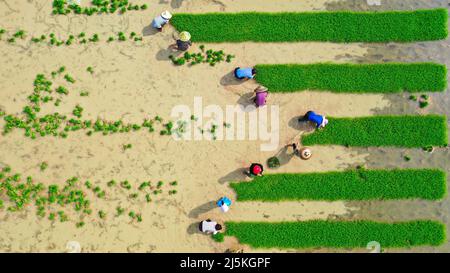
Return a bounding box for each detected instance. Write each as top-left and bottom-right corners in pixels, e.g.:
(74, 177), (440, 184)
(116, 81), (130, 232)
(0, 0), (390, 252)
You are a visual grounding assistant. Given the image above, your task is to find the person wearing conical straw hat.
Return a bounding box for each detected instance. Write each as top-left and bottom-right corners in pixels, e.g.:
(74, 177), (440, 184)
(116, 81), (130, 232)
(152, 10), (172, 32)
(173, 31), (192, 51)
(169, 31), (192, 51)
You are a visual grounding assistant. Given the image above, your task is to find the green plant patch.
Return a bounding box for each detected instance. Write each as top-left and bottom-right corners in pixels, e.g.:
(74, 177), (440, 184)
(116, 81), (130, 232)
(301, 115), (448, 147)
(52, 0), (148, 15)
(171, 9), (448, 43)
(224, 220), (446, 249)
(169, 45), (235, 67)
(230, 169), (446, 201)
(1, 28), (143, 46)
(254, 63), (447, 93)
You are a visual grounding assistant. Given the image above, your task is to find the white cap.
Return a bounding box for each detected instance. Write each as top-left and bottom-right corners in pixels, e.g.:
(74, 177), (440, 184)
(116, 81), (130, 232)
(220, 204), (229, 213)
(161, 11), (172, 20)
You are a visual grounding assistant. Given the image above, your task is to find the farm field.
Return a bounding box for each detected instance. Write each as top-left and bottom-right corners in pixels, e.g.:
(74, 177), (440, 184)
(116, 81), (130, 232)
(0, 0), (449, 254)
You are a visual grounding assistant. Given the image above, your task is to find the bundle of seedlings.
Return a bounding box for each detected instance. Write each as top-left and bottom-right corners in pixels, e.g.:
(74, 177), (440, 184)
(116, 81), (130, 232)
(52, 0), (148, 15)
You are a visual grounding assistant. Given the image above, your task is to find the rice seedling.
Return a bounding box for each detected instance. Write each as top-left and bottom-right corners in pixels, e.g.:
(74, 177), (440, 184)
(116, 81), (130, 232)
(128, 192), (139, 199)
(145, 194), (152, 203)
(212, 233), (225, 243)
(89, 34), (100, 42)
(120, 180), (132, 190)
(13, 30), (26, 39)
(72, 105), (83, 118)
(122, 143), (132, 150)
(107, 180), (116, 187)
(138, 181), (150, 190)
(40, 162), (48, 171)
(267, 156), (280, 169)
(98, 210), (106, 219)
(86, 67), (94, 74)
(118, 32), (126, 41)
(116, 206), (125, 216)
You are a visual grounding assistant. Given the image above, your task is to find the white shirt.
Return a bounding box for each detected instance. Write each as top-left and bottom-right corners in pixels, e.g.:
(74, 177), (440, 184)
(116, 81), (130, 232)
(202, 221), (218, 234)
(319, 117), (329, 128)
(152, 15), (169, 28)
(220, 204), (229, 213)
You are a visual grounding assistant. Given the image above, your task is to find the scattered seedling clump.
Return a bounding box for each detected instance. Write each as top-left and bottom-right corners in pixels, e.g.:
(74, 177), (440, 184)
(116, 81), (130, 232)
(52, 0), (148, 15)
(0, 28), (143, 46)
(0, 165), (180, 228)
(1, 68), (175, 140)
(169, 45), (235, 67)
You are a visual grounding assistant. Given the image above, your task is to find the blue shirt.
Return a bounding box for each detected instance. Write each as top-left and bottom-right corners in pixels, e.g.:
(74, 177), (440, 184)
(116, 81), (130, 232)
(307, 111), (324, 128)
(235, 68), (254, 79)
(152, 15), (169, 28)
(217, 197), (232, 207)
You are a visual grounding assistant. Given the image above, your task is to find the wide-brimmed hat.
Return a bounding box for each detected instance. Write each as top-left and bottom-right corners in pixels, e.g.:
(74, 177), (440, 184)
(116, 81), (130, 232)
(179, 31), (191, 42)
(255, 85), (268, 92)
(161, 10), (172, 20)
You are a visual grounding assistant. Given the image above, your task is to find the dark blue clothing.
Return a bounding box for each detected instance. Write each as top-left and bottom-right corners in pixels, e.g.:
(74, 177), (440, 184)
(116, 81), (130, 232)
(306, 111), (324, 128)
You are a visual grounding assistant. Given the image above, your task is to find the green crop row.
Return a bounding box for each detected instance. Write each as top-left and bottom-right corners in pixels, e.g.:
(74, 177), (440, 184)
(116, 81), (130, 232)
(301, 115), (448, 148)
(254, 63), (447, 93)
(171, 9), (448, 43)
(225, 220), (446, 249)
(230, 169), (447, 201)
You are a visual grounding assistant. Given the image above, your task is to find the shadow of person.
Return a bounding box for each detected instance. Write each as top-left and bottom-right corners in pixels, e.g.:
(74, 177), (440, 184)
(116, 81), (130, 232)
(271, 145), (296, 166)
(171, 0), (185, 8)
(188, 201), (216, 218)
(155, 46), (182, 61)
(142, 25), (160, 37)
(288, 115), (315, 133)
(218, 167), (248, 184)
(187, 222), (201, 235)
(237, 92), (255, 108)
(220, 71), (244, 86)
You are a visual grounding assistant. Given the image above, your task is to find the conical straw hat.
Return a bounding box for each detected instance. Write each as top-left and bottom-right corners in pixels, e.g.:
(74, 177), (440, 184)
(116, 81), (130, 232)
(179, 31), (191, 42)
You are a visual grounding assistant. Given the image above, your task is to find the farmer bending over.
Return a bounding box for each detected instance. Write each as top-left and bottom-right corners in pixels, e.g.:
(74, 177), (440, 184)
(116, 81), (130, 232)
(254, 86), (268, 107)
(199, 219), (222, 235)
(246, 163), (264, 177)
(301, 111), (328, 129)
(234, 67), (256, 80)
(170, 31), (192, 51)
(217, 196), (232, 213)
(152, 11), (172, 32)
